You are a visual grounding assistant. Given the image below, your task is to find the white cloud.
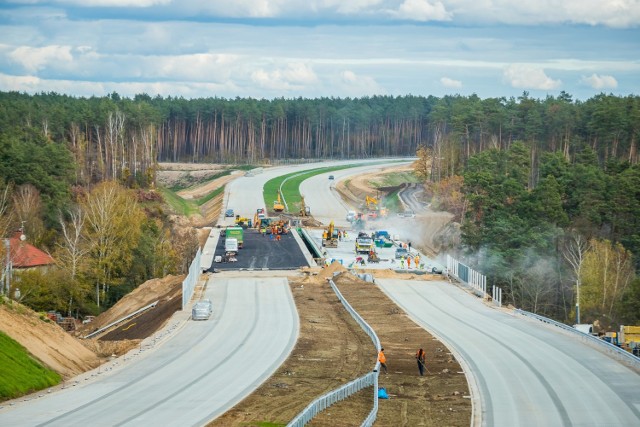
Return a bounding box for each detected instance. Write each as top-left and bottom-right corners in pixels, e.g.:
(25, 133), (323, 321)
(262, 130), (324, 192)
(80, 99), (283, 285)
(336, 70), (385, 96)
(251, 62), (318, 91)
(392, 0), (452, 21)
(580, 73), (618, 89)
(47, 0), (171, 6)
(9, 45), (73, 73)
(440, 76), (462, 88)
(503, 64), (561, 90)
(0, 72), (239, 98)
(321, 0), (384, 14)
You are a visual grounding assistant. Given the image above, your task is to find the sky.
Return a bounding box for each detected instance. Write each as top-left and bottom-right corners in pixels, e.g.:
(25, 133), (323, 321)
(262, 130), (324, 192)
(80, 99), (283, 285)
(0, 0), (639, 101)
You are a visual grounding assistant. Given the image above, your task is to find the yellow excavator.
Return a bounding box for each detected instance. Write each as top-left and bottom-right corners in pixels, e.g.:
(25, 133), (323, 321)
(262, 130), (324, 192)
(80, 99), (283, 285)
(273, 191), (285, 212)
(365, 195), (379, 219)
(299, 196), (311, 217)
(322, 220), (339, 248)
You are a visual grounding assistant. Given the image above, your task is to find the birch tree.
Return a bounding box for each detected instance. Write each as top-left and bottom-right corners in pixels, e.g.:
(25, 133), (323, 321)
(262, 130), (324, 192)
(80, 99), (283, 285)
(563, 231), (589, 323)
(82, 181), (143, 307)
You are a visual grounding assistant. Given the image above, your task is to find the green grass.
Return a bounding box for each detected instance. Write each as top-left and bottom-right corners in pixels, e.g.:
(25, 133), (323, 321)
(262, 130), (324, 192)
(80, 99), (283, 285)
(0, 331), (61, 401)
(263, 161), (396, 213)
(384, 189), (403, 213)
(158, 187), (200, 216)
(195, 185), (225, 206)
(375, 169), (420, 187)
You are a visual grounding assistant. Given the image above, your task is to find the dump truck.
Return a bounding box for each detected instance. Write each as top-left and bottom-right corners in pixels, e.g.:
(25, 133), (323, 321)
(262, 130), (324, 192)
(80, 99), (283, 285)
(225, 226), (244, 248)
(355, 232), (374, 254)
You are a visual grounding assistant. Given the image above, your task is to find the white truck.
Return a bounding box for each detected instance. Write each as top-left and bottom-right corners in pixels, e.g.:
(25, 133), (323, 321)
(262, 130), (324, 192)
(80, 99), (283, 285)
(225, 237), (238, 255)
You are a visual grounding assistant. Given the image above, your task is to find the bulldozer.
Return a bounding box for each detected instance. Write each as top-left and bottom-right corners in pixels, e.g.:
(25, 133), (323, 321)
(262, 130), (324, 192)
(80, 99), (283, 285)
(273, 191), (285, 212)
(322, 220), (339, 248)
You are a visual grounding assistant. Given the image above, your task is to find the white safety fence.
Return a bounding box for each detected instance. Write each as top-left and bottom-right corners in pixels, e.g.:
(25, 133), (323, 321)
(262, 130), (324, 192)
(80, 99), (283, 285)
(514, 309), (640, 369)
(181, 248), (202, 310)
(288, 277), (381, 427)
(447, 255), (502, 307)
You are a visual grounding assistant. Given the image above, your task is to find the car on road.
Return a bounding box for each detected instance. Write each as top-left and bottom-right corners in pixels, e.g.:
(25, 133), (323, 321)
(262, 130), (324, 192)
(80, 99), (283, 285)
(398, 210), (416, 218)
(346, 210), (356, 222)
(395, 247), (409, 259)
(192, 299), (213, 320)
(225, 209), (235, 217)
(328, 175), (335, 180)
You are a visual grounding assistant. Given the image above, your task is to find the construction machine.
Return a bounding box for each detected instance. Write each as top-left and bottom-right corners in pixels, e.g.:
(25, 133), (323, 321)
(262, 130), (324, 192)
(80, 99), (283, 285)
(365, 195), (379, 220)
(273, 191), (285, 212)
(299, 196), (311, 217)
(322, 221), (339, 248)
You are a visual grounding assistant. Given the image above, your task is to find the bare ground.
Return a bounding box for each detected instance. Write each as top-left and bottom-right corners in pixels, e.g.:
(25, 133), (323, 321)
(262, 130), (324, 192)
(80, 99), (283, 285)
(0, 301), (99, 379)
(1, 162), (469, 425)
(210, 263), (470, 426)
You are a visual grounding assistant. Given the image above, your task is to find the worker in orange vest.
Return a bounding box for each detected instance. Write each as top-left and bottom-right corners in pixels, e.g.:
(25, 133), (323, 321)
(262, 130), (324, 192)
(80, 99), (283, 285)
(378, 347), (388, 374)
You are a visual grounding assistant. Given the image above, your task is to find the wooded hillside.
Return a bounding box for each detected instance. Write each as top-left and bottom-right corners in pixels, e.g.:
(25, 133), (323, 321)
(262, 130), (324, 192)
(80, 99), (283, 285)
(1, 91), (638, 188)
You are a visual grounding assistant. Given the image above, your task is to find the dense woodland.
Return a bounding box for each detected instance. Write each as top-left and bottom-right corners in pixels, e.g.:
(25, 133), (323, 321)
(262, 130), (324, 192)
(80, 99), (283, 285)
(0, 90), (639, 326)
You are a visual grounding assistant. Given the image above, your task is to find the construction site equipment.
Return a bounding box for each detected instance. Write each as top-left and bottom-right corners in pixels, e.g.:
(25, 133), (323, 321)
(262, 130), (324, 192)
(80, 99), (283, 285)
(273, 191), (285, 212)
(234, 215), (251, 228)
(322, 221), (339, 248)
(225, 238), (238, 255)
(225, 227), (244, 248)
(367, 250), (380, 263)
(355, 232), (374, 254)
(299, 196), (311, 217)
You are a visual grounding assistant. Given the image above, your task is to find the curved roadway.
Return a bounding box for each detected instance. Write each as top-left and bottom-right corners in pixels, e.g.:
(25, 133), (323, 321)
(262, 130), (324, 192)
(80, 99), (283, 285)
(378, 279), (640, 427)
(222, 159), (413, 226)
(0, 275), (298, 427)
(300, 162), (412, 228)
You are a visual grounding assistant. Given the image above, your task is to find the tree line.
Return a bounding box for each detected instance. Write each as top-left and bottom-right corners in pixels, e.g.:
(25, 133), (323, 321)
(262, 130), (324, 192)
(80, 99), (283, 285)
(424, 142), (639, 327)
(1, 91), (639, 189)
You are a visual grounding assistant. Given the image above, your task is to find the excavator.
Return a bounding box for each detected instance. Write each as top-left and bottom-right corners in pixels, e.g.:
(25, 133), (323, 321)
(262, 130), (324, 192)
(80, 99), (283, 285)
(299, 196), (311, 217)
(322, 220), (339, 248)
(273, 191), (285, 212)
(365, 195), (379, 220)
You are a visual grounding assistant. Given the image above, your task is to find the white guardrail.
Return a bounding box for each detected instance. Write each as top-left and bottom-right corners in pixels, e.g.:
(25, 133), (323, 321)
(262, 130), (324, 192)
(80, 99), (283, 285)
(182, 247), (202, 310)
(447, 255), (503, 306)
(514, 309), (640, 369)
(288, 278), (381, 427)
(84, 300), (159, 339)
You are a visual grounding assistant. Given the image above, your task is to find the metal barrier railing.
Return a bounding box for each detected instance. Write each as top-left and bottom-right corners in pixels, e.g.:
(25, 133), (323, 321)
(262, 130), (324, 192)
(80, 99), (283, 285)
(447, 255), (502, 306)
(83, 300), (159, 339)
(288, 277), (381, 427)
(181, 247), (202, 310)
(514, 309), (640, 369)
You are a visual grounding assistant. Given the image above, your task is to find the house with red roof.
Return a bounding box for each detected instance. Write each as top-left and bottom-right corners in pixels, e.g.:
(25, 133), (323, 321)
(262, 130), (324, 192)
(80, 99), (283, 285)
(5, 231), (55, 271)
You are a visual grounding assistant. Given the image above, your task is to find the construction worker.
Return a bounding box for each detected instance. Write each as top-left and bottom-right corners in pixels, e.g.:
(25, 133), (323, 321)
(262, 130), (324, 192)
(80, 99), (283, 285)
(415, 254), (421, 269)
(338, 230), (342, 241)
(416, 348), (426, 376)
(400, 256), (405, 269)
(378, 347), (387, 374)
(408, 241), (412, 253)
(407, 256), (412, 269)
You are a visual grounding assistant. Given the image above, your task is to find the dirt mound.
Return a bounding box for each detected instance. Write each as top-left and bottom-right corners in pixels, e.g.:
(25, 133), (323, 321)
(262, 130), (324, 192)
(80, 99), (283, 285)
(317, 260), (348, 280)
(76, 275), (184, 337)
(0, 300), (98, 379)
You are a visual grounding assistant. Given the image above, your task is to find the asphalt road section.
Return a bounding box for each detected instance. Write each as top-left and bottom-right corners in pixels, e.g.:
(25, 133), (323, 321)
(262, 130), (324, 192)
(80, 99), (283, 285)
(208, 228), (310, 271)
(0, 275), (299, 427)
(378, 279), (640, 427)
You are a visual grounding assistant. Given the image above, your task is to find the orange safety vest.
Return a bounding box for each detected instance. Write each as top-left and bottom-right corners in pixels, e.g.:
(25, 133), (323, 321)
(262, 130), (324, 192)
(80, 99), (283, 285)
(378, 350), (386, 364)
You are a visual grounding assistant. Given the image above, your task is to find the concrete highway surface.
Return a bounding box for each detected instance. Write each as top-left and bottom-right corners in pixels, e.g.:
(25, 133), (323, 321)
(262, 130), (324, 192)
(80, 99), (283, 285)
(222, 159), (413, 225)
(0, 276), (298, 427)
(300, 162), (412, 228)
(378, 279), (640, 427)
